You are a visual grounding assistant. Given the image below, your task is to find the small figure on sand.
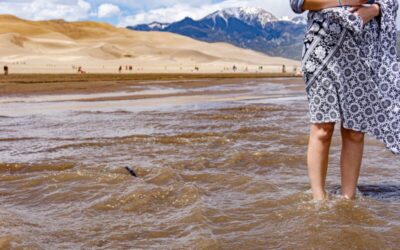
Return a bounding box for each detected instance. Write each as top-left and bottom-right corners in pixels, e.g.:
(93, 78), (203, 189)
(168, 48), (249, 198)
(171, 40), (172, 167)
(282, 64), (286, 73)
(293, 66), (300, 76)
(119, 66), (122, 73)
(77, 66), (87, 74)
(129, 65), (133, 71)
(3, 65), (8, 76)
(233, 65), (237, 72)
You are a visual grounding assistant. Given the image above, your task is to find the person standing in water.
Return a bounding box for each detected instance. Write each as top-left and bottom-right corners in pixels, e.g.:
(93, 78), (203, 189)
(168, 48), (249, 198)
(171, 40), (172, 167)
(291, 0), (400, 201)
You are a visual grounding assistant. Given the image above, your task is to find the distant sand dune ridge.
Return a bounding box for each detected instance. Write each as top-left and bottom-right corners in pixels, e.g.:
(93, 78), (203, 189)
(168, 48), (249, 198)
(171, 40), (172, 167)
(0, 15), (300, 74)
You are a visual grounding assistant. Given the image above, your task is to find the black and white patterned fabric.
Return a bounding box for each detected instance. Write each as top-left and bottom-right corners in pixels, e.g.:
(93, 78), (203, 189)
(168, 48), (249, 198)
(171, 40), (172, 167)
(301, 0), (400, 154)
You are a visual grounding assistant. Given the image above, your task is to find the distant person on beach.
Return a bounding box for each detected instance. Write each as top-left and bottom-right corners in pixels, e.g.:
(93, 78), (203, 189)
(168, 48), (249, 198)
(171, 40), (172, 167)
(3, 65), (8, 75)
(282, 64), (286, 73)
(291, 0), (400, 201)
(118, 66), (122, 73)
(77, 66), (87, 74)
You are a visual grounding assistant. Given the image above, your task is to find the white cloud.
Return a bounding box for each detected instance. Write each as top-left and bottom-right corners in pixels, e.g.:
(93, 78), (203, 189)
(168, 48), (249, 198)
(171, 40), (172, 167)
(118, 0), (295, 27)
(0, 0), (91, 21)
(0, 0), (398, 28)
(98, 3), (120, 18)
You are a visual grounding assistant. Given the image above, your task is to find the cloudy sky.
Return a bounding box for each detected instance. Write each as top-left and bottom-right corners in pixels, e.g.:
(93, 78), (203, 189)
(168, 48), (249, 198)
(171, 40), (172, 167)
(0, 0), (399, 27)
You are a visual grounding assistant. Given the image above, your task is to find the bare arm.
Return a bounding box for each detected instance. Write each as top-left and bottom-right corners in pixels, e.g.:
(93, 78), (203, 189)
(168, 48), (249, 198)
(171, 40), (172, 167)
(302, 0), (369, 11)
(349, 3), (381, 23)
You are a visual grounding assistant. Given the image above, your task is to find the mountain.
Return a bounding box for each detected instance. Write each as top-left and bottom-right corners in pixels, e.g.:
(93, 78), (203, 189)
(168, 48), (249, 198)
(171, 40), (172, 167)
(127, 7), (307, 60)
(0, 14), (298, 73)
(206, 7), (278, 28)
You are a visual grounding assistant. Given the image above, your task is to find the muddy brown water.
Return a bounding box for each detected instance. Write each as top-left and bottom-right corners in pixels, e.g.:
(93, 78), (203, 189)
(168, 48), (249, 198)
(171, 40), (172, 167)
(0, 78), (399, 249)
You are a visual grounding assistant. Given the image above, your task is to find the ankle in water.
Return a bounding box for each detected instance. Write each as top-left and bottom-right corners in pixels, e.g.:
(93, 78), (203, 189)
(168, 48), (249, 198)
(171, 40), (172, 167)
(313, 190), (329, 201)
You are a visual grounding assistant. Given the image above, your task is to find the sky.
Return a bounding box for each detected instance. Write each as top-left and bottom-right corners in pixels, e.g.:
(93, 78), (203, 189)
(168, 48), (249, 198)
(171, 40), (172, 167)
(0, 0), (399, 27)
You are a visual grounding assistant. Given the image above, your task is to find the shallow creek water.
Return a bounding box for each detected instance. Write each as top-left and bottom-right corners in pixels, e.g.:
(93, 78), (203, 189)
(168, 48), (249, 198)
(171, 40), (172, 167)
(0, 78), (399, 249)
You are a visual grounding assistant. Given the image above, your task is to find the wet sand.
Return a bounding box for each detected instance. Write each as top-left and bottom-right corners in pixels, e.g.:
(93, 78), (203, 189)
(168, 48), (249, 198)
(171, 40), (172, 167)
(0, 73), (300, 96)
(0, 77), (399, 249)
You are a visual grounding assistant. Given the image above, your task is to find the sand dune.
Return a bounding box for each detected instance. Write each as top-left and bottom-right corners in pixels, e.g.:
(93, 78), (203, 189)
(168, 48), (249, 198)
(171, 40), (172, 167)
(0, 15), (300, 74)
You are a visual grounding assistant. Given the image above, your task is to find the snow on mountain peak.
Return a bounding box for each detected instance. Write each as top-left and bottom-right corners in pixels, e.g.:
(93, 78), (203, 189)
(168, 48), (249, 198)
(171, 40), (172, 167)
(148, 22), (169, 29)
(290, 16), (307, 25)
(205, 7), (278, 27)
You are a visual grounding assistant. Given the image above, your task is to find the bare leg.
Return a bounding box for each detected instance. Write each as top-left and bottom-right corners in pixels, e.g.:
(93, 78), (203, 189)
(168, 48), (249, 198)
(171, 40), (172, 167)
(307, 123), (335, 201)
(340, 124), (364, 199)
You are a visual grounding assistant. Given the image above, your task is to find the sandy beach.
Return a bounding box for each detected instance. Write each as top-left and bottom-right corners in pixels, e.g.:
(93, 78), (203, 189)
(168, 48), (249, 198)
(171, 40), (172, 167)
(0, 15), (300, 75)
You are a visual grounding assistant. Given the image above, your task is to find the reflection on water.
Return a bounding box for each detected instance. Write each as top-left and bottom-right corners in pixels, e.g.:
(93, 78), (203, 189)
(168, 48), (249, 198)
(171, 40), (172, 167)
(0, 78), (399, 249)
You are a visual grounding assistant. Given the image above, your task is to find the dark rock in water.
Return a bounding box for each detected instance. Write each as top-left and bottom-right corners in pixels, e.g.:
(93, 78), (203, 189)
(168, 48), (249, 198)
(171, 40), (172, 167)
(124, 167), (137, 177)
